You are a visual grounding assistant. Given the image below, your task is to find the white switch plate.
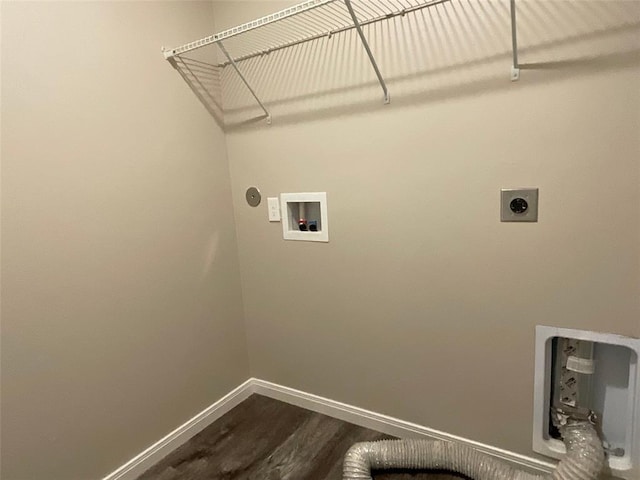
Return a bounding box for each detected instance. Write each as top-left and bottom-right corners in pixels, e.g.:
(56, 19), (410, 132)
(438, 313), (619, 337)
(267, 197), (281, 222)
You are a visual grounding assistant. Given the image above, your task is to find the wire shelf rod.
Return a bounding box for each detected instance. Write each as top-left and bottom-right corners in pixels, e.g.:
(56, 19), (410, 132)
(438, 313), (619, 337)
(178, 56), (220, 69)
(217, 41), (272, 124)
(510, 0), (520, 80)
(212, 0), (449, 67)
(164, 0), (336, 59)
(344, 0), (390, 104)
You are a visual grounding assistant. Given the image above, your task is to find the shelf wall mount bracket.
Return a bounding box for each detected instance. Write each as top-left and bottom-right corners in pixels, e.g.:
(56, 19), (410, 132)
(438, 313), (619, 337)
(510, 0), (520, 81)
(217, 41), (272, 124)
(343, 0), (391, 104)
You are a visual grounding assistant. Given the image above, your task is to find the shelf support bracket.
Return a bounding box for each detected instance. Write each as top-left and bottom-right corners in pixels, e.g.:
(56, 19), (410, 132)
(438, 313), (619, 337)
(343, 0), (390, 104)
(217, 41), (272, 124)
(510, 0), (520, 81)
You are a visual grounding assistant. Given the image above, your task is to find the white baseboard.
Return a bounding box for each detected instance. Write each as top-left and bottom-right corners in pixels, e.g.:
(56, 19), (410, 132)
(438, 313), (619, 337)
(252, 378), (556, 475)
(101, 378), (254, 480)
(103, 377), (555, 480)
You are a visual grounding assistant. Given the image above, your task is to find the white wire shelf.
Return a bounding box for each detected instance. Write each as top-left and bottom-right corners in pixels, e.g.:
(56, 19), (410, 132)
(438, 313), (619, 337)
(163, 0), (521, 123)
(164, 0), (447, 65)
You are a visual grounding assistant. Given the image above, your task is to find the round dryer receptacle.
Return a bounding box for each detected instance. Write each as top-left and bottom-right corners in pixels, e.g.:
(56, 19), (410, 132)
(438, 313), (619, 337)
(510, 197), (528, 214)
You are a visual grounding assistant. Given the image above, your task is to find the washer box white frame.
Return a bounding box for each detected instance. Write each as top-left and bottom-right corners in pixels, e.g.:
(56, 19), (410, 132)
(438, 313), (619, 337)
(280, 192), (329, 242)
(533, 325), (640, 479)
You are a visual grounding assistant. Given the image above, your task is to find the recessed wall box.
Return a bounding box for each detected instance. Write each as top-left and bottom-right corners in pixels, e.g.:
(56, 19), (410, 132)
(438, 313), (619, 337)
(533, 326), (640, 479)
(280, 192), (328, 242)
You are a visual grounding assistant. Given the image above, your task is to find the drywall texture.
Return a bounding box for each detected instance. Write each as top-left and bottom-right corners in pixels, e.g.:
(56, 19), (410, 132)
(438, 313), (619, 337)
(1, 2), (248, 479)
(216, 0), (640, 459)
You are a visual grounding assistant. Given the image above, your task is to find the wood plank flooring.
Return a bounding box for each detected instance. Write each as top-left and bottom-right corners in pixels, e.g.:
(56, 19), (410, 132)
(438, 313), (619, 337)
(137, 394), (466, 480)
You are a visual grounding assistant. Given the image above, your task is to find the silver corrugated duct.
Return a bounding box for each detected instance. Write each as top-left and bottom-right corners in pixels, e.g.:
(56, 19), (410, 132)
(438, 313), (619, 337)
(343, 421), (604, 480)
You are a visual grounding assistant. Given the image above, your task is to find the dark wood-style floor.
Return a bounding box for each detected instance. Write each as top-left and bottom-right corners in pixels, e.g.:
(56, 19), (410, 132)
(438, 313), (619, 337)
(137, 394), (465, 480)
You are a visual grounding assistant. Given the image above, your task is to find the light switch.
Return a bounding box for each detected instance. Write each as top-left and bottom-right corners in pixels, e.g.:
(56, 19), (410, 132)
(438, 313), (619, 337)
(267, 197), (281, 222)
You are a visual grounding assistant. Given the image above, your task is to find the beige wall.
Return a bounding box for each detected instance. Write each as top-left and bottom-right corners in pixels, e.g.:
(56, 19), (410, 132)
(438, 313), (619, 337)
(2, 1), (639, 478)
(1, 2), (248, 479)
(217, 0), (640, 459)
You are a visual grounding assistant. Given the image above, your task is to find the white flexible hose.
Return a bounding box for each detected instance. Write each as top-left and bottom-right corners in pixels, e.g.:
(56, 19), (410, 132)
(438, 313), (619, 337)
(343, 422), (604, 480)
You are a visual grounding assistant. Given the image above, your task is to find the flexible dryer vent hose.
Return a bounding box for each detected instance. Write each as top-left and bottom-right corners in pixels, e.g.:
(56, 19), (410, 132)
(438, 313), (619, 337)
(343, 422), (604, 480)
